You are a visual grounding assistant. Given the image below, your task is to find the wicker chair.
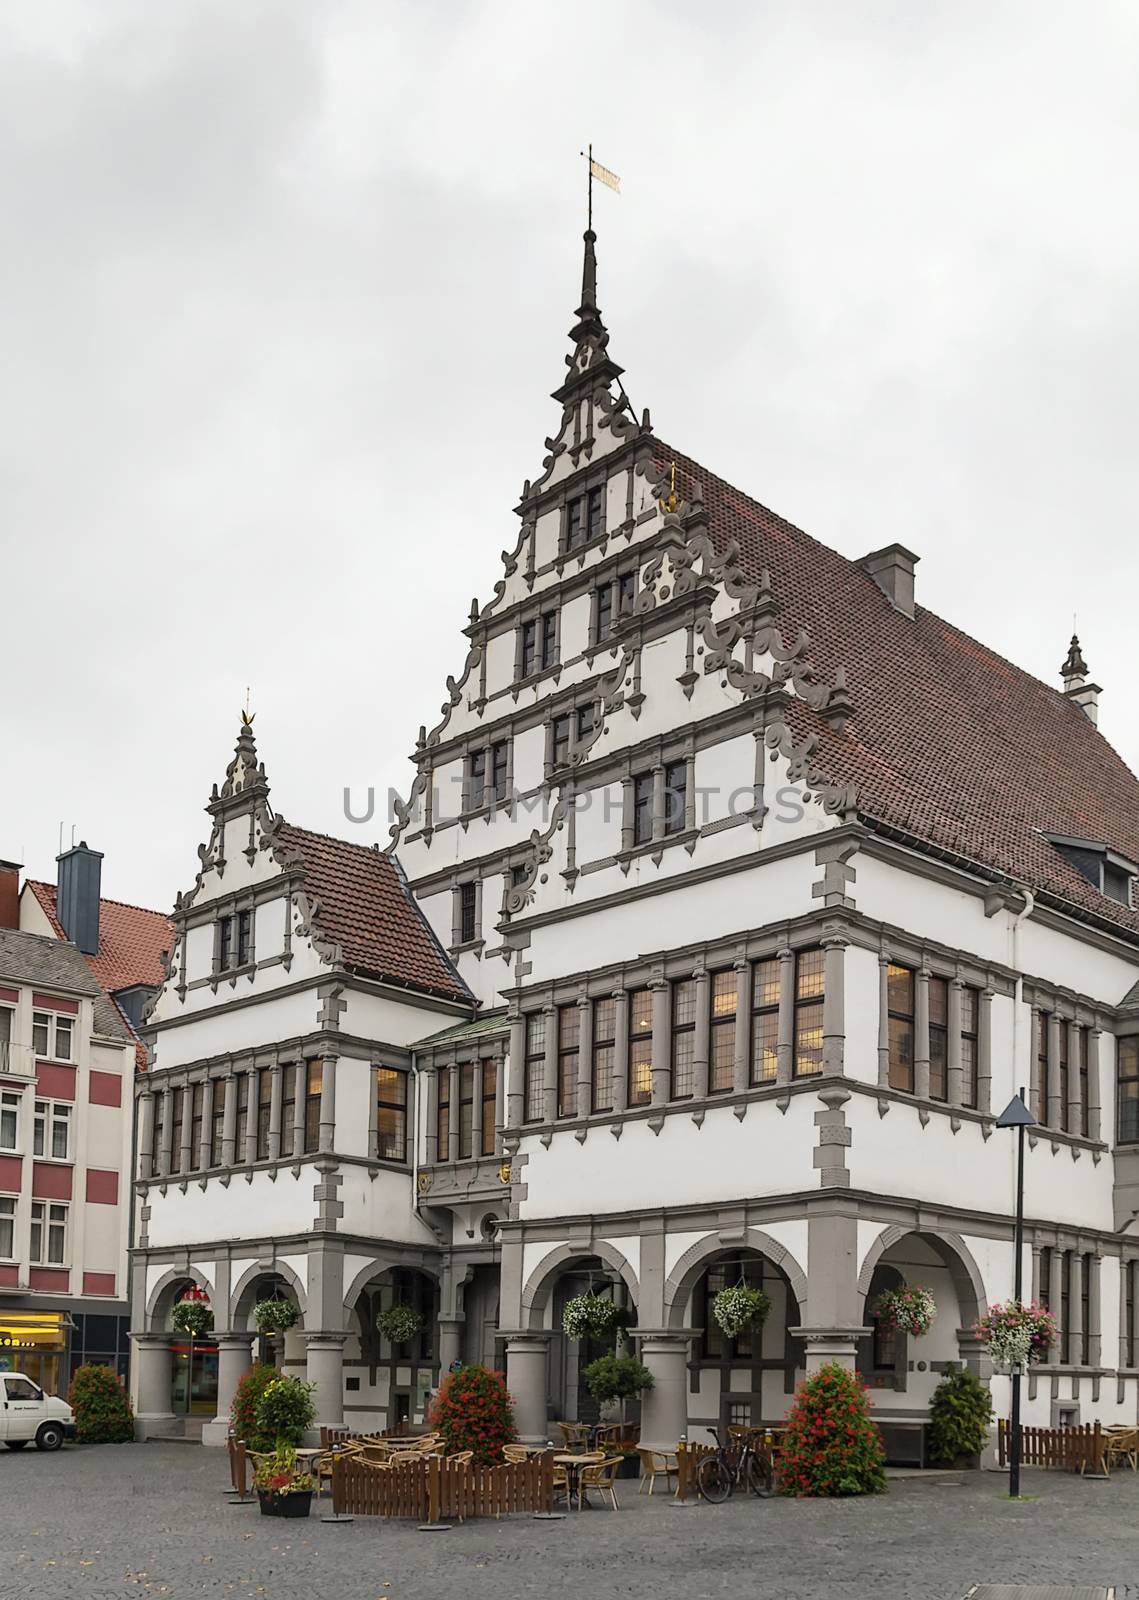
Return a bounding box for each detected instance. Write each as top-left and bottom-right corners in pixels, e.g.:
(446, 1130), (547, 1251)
(558, 1422), (592, 1450)
(446, 1449), (474, 1464)
(579, 1455), (623, 1510)
(637, 1447), (679, 1496)
(502, 1444), (532, 1464)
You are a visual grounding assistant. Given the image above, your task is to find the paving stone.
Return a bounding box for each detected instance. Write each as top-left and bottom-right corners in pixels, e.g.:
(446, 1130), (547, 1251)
(0, 1445), (1137, 1600)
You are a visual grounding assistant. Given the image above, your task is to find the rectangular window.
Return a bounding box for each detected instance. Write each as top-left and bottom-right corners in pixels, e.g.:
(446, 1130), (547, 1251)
(628, 988), (653, 1107)
(54, 1014), (73, 1061)
(32, 1010), (71, 1061)
(190, 1082), (204, 1168)
(541, 610), (558, 669)
(1059, 1249), (1072, 1364)
(459, 881), (477, 945)
(169, 1088), (185, 1172)
(565, 498), (584, 550)
(436, 1070), (451, 1159)
(256, 1068), (273, 1161)
(303, 1061), (322, 1154)
(929, 975), (949, 1102)
(279, 1065), (296, 1160)
(236, 910), (252, 967)
(592, 998), (616, 1113)
(467, 748), (487, 810)
(671, 979), (696, 1099)
(458, 1064), (475, 1157)
(551, 714), (572, 770)
(1036, 1011), (1051, 1127)
(557, 1006), (580, 1119)
(32, 1011), (49, 1057)
(1126, 1260), (1137, 1369)
(1077, 1026), (1090, 1139)
(632, 772), (654, 846)
(1119, 1038), (1139, 1144)
(587, 486), (604, 540)
(887, 964), (915, 1093)
(210, 1081), (225, 1167)
(794, 949), (825, 1078)
(1080, 1252), (1092, 1366)
(709, 971), (736, 1093)
(1058, 1022), (1070, 1133)
(750, 959), (780, 1085)
(217, 917), (233, 973)
(0, 1090), (20, 1152)
(480, 1060), (497, 1156)
(524, 1014), (546, 1123)
(617, 572), (635, 616)
(491, 741), (510, 803)
(234, 1074), (250, 1161)
(594, 583), (613, 643)
(0, 1195), (14, 1259)
(576, 702), (596, 744)
(376, 1067), (408, 1162)
(520, 619), (538, 678)
(1039, 1244), (1053, 1326)
(32, 1099), (72, 1163)
(663, 760), (687, 837)
(519, 612), (558, 678)
(30, 1200), (68, 1266)
(961, 987), (980, 1109)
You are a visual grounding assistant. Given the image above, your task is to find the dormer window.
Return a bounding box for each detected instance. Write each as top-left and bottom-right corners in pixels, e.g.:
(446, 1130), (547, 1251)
(1045, 834), (1136, 907)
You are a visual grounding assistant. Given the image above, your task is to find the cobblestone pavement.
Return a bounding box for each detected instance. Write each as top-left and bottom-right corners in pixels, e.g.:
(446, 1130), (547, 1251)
(2, 1445), (1138, 1600)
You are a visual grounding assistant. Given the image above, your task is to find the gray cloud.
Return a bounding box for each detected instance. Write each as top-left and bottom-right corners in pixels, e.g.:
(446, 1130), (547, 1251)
(3, 0), (1138, 909)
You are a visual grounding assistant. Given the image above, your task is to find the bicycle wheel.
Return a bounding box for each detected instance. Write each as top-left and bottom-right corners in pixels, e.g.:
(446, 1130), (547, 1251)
(747, 1450), (775, 1498)
(696, 1453), (734, 1504)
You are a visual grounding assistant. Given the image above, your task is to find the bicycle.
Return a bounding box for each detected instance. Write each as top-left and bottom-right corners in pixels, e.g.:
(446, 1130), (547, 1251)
(695, 1428), (776, 1503)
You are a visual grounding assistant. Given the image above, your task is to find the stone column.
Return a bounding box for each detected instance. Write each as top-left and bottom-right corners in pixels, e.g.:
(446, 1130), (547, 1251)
(541, 1007), (557, 1125)
(304, 1332), (347, 1428)
(244, 1067), (259, 1167)
(269, 1063), (284, 1162)
(1088, 1030), (1103, 1142)
(796, 1202), (867, 1373)
(1029, 1005), (1043, 1122)
(1088, 1254), (1102, 1369)
(179, 1078), (194, 1176)
(505, 1333), (551, 1442)
(978, 989), (994, 1114)
(438, 1316), (464, 1375)
(877, 953), (891, 1087)
(319, 1054), (337, 1154)
(1047, 1013), (1062, 1130)
(137, 1090), (156, 1181)
(292, 1066), (306, 1160)
(914, 967), (931, 1100)
(732, 959), (750, 1093)
(472, 1060), (485, 1157)
(1070, 1252), (1085, 1366)
(507, 1014), (525, 1130)
(494, 1048), (506, 1154)
(1067, 1021), (1083, 1136)
(202, 1332), (255, 1447)
(651, 979), (671, 1106)
(131, 1332), (174, 1437)
(821, 934), (846, 1076)
(158, 1088), (173, 1177)
(576, 996), (592, 1119)
(692, 969), (710, 1100)
(449, 1062), (461, 1161)
(221, 1072), (237, 1168)
(947, 980), (964, 1105)
(776, 945), (795, 1086)
(612, 989), (629, 1114)
(636, 1333), (694, 1448)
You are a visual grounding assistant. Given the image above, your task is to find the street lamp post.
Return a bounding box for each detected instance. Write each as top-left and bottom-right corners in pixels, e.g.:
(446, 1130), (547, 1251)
(996, 1089), (1036, 1499)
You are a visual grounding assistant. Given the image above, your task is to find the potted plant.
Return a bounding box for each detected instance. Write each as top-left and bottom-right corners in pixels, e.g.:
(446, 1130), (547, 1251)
(582, 1352), (654, 1456)
(253, 1442), (314, 1518)
(711, 1284), (772, 1340)
(253, 1298), (299, 1339)
(376, 1302), (423, 1347)
(562, 1292), (619, 1341)
(974, 1300), (1058, 1370)
(871, 1283), (936, 1339)
(171, 1298), (213, 1338)
(778, 1364), (887, 1497)
(253, 1375), (316, 1447)
(230, 1364), (279, 1452)
(429, 1364), (517, 1465)
(926, 1367), (993, 1468)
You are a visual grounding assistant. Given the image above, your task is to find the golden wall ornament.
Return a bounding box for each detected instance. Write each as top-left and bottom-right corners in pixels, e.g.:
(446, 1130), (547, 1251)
(498, 1162), (513, 1185)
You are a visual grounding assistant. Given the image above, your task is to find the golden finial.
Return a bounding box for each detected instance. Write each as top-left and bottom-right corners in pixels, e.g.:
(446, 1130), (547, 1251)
(241, 686), (255, 726)
(659, 462), (680, 515)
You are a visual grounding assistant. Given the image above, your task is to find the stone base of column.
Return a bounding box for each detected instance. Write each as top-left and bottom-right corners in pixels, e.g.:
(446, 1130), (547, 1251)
(437, 1316), (464, 1376)
(503, 1332), (552, 1443)
(790, 1325), (871, 1373)
(200, 1417), (231, 1448)
(305, 1332), (348, 1429)
(633, 1330), (696, 1451)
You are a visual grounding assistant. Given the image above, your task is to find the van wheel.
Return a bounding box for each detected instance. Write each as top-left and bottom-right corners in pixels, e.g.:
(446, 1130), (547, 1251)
(35, 1423), (64, 1452)
(6, 1440), (29, 1450)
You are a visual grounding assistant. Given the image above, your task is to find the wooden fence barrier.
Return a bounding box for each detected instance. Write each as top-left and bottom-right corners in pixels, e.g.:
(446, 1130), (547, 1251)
(997, 1420), (1106, 1475)
(675, 1441), (718, 1501)
(319, 1423), (412, 1449)
(330, 1451), (555, 1522)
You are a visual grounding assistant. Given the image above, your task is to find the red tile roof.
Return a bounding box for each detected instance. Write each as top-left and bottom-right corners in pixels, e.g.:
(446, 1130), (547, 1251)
(658, 443), (1139, 944)
(275, 823), (472, 1005)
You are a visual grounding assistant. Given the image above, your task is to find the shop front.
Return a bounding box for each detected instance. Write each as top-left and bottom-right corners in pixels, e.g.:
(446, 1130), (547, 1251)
(0, 1311), (71, 1396)
(169, 1337), (219, 1417)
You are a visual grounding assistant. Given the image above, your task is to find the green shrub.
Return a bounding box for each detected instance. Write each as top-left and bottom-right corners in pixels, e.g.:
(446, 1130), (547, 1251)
(68, 1364), (134, 1443)
(171, 1300), (213, 1337)
(778, 1363), (887, 1497)
(254, 1374), (316, 1446)
(581, 1354), (655, 1403)
(230, 1364), (280, 1451)
(429, 1365), (516, 1465)
(927, 1367), (993, 1465)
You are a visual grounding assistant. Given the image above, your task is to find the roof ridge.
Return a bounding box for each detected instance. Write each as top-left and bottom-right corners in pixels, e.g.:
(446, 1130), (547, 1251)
(277, 819), (385, 857)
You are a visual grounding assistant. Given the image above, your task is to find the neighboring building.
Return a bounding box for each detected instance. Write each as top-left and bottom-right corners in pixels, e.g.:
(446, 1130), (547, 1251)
(133, 231), (1139, 1454)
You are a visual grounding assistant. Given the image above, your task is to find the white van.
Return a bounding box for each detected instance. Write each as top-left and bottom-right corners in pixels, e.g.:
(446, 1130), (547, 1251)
(0, 1371), (76, 1450)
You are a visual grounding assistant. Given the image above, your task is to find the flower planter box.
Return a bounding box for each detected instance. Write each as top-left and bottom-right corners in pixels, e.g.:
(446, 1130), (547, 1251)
(617, 1455), (641, 1479)
(258, 1489), (313, 1519)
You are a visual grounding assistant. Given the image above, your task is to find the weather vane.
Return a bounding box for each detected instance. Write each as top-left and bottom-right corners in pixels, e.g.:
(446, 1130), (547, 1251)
(241, 686), (255, 727)
(579, 143), (620, 231)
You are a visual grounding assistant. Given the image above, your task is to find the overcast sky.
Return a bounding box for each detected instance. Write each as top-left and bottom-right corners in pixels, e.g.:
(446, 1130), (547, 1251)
(4, 1), (1138, 914)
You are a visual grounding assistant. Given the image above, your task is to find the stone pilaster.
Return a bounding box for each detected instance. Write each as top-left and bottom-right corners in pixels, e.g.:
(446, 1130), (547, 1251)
(504, 1333), (551, 1442)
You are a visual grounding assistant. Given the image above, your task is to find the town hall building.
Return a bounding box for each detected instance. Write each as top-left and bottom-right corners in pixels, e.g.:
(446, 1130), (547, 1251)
(130, 231), (1139, 1454)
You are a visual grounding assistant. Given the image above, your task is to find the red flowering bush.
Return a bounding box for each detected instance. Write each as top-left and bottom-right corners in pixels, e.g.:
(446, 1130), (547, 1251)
(778, 1363), (887, 1497)
(429, 1364), (517, 1465)
(230, 1363), (278, 1452)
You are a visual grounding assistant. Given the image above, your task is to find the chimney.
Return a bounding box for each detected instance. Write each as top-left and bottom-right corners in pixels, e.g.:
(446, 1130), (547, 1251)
(56, 840), (103, 955)
(860, 544), (920, 619)
(1060, 634), (1101, 726)
(0, 861), (20, 930)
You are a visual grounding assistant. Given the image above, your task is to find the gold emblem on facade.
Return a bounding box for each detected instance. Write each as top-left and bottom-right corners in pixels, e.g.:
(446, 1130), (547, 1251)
(658, 463), (680, 515)
(498, 1162), (513, 1185)
(416, 1172), (432, 1194)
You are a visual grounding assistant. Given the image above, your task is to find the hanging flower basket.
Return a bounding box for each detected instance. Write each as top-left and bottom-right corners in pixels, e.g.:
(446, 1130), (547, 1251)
(711, 1284), (772, 1339)
(376, 1303), (423, 1346)
(974, 1300), (1056, 1369)
(871, 1284), (937, 1338)
(253, 1298), (299, 1338)
(562, 1293), (619, 1341)
(172, 1299), (214, 1338)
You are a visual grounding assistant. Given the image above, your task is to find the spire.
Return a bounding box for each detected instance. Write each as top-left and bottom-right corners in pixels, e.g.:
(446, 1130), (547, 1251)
(1060, 633), (1088, 688)
(208, 710), (270, 813)
(553, 228), (624, 404)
